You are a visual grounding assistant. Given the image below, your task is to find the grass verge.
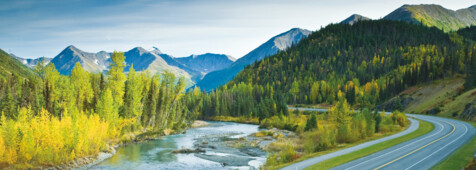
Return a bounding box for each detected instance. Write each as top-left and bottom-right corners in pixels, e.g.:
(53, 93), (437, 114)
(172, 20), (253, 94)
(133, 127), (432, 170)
(431, 122), (476, 170)
(305, 119), (434, 170)
(266, 124), (411, 170)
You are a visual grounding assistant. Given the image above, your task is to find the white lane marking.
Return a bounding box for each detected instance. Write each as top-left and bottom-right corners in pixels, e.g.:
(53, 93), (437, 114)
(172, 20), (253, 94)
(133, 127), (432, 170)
(344, 119), (444, 170)
(404, 123), (469, 170)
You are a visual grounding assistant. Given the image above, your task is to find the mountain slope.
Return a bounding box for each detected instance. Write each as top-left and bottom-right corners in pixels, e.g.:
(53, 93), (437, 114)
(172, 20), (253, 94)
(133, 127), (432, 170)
(49, 45), (110, 75)
(197, 28), (312, 91)
(384, 4), (476, 31)
(374, 76), (476, 122)
(123, 47), (196, 87)
(0, 49), (36, 79)
(226, 20), (473, 111)
(175, 53), (235, 74)
(341, 14), (371, 25)
(375, 26), (476, 121)
(124, 47), (157, 72)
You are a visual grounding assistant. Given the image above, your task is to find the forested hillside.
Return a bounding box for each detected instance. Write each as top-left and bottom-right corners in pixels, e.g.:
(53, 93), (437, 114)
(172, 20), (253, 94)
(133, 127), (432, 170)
(224, 20), (474, 110)
(373, 25), (476, 121)
(0, 52), (202, 167)
(0, 49), (36, 79)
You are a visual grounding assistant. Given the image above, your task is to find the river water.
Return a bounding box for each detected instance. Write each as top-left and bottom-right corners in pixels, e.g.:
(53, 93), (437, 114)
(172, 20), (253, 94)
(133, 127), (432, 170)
(93, 121), (266, 170)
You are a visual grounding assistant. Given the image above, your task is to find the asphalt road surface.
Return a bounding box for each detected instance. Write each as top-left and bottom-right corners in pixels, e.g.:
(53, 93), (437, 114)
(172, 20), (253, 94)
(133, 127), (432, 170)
(282, 108), (475, 170)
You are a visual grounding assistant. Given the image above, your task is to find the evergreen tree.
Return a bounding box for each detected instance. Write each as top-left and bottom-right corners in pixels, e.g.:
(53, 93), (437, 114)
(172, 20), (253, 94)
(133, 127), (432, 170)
(304, 113), (317, 131)
(0, 86), (16, 120)
(465, 52), (476, 90)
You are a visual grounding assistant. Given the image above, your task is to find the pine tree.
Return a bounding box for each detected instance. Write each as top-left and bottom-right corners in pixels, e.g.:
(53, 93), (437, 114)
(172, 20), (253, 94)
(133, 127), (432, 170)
(123, 65), (143, 130)
(304, 113), (317, 131)
(465, 52), (476, 90)
(0, 87), (16, 120)
(142, 75), (159, 127)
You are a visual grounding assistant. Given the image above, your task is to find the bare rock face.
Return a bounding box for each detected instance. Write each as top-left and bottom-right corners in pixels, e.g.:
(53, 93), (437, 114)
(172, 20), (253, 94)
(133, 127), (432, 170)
(459, 101), (476, 121)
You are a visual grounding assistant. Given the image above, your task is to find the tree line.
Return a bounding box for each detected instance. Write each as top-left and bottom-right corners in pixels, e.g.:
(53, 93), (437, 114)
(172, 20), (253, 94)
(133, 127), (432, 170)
(0, 52), (201, 167)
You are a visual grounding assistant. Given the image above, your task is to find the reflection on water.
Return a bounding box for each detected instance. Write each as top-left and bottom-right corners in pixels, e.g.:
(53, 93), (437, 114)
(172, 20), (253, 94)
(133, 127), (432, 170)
(94, 121), (263, 170)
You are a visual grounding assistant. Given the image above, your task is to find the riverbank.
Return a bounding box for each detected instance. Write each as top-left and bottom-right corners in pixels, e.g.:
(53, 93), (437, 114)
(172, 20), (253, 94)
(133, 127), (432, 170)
(205, 116), (260, 125)
(41, 146), (116, 170)
(41, 120), (208, 169)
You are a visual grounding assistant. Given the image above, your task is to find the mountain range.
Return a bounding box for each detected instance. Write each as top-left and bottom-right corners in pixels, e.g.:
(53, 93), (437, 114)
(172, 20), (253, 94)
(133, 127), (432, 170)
(11, 28), (311, 90)
(44, 45), (234, 87)
(8, 4), (476, 91)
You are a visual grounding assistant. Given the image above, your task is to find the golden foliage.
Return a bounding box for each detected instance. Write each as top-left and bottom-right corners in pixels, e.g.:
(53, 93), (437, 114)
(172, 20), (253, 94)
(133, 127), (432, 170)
(0, 108), (124, 167)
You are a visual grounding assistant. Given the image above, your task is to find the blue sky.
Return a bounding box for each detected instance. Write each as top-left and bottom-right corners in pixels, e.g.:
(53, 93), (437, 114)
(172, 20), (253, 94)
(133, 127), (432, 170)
(1, 0), (474, 59)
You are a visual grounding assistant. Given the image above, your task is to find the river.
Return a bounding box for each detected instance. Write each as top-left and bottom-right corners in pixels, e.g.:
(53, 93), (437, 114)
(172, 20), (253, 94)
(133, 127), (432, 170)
(93, 121), (267, 170)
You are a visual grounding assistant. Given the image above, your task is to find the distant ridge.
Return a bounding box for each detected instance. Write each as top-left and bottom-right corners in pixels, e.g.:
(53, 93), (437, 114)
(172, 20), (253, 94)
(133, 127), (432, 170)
(13, 55), (52, 68)
(175, 53), (235, 74)
(341, 14), (371, 25)
(384, 4), (476, 31)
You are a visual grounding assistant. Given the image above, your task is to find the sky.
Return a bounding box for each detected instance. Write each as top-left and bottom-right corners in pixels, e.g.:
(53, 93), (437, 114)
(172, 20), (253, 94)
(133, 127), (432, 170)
(0, 0), (475, 59)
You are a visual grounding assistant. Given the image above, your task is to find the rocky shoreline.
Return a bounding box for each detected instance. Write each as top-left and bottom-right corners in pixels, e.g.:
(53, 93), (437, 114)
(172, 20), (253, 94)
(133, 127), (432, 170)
(170, 127), (295, 169)
(191, 120), (211, 128)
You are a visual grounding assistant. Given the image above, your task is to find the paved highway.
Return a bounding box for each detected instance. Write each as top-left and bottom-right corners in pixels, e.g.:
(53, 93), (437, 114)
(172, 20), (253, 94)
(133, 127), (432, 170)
(282, 108), (475, 170)
(333, 114), (475, 170)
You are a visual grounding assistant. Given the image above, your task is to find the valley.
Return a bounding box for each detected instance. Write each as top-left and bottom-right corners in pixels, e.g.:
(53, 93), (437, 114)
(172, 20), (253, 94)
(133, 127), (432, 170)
(1, 2), (476, 170)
